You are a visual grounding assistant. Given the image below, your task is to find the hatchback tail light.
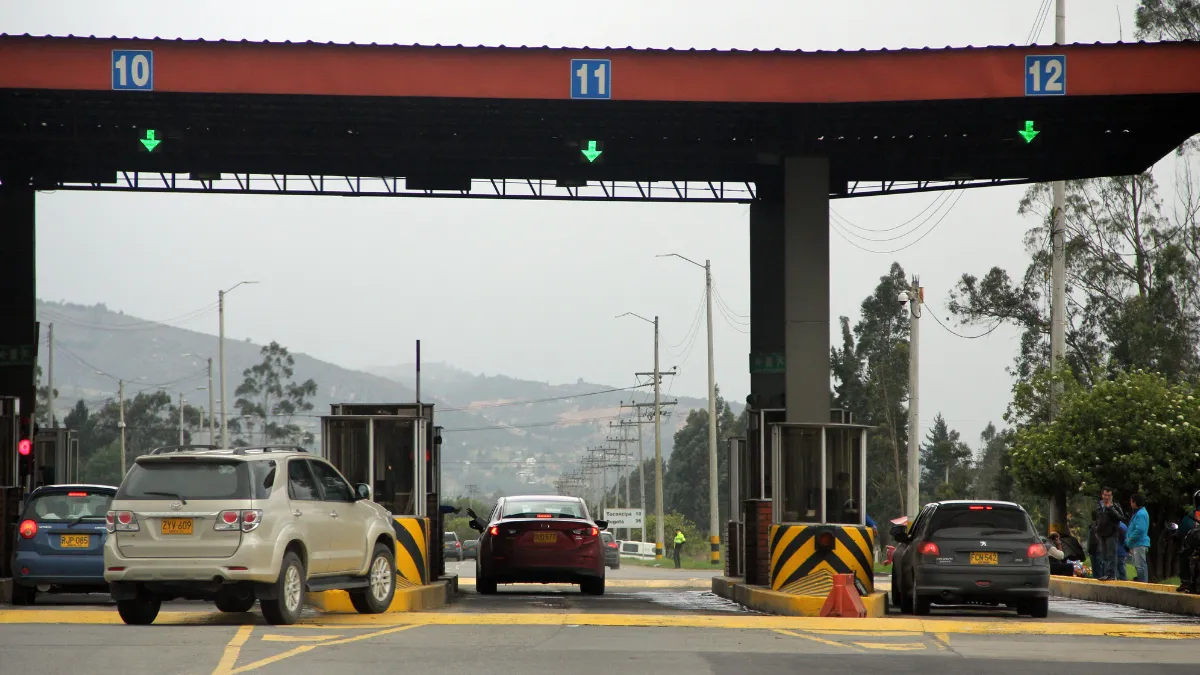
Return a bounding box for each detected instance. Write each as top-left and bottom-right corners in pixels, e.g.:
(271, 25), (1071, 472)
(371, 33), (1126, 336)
(107, 511), (140, 532)
(918, 541), (940, 556)
(18, 519), (37, 539)
(1027, 543), (1047, 558)
(215, 509), (263, 533)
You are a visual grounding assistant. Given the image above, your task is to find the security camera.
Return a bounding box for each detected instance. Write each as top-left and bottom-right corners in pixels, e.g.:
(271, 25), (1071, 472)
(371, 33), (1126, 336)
(897, 291), (910, 305)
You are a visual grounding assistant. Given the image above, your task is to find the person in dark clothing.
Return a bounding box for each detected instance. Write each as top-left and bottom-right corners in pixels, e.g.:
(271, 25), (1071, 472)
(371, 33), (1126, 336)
(1175, 490), (1200, 593)
(1092, 487), (1125, 580)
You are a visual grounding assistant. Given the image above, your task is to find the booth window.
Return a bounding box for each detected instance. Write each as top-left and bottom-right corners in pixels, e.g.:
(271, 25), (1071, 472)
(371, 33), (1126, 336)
(826, 428), (864, 525)
(374, 418), (416, 515)
(779, 427), (821, 523)
(326, 419), (369, 489)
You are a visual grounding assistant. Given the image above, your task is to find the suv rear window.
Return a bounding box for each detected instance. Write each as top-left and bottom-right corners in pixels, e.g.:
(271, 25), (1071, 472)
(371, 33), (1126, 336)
(24, 490), (114, 522)
(929, 505), (1034, 538)
(444, 533), (458, 542)
(117, 459), (250, 500)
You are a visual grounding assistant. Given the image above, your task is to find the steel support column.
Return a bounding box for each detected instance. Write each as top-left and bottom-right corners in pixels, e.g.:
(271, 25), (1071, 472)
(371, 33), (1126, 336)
(0, 186), (36, 487)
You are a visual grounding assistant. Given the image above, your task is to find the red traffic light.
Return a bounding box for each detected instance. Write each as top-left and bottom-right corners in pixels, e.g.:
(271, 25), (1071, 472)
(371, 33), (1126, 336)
(18, 438), (32, 456)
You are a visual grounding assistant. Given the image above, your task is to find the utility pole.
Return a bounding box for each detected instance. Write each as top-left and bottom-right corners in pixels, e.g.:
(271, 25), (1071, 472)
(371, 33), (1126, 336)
(118, 379), (127, 478)
(620, 399), (677, 543)
(47, 322), (55, 427)
(207, 358), (215, 444)
(902, 279), (922, 520)
(653, 316), (663, 561)
(178, 392), (185, 445)
(219, 281), (257, 449)
(658, 253), (720, 564)
(1047, 0), (1069, 536)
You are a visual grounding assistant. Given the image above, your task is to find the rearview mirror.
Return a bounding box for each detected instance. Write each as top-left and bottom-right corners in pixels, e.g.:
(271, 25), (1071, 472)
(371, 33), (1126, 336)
(354, 483), (371, 501)
(889, 523), (909, 542)
(468, 521), (484, 533)
(594, 520), (608, 530)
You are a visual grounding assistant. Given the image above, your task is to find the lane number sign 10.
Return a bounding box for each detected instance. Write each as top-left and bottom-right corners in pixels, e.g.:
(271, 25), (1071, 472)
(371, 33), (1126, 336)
(1025, 55), (1066, 96)
(570, 59), (611, 100)
(112, 50), (154, 91)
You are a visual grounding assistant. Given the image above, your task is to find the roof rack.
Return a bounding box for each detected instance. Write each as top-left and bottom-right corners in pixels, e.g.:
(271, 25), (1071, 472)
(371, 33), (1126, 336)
(233, 445), (309, 455)
(148, 444), (223, 455)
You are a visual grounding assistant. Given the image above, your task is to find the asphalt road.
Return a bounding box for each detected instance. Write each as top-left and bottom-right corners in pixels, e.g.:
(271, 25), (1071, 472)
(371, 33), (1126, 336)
(3, 564), (1199, 674)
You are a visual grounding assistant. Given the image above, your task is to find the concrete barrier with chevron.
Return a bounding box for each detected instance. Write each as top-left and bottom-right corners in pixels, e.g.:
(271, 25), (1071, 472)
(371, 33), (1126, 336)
(391, 516), (430, 586)
(769, 524), (875, 594)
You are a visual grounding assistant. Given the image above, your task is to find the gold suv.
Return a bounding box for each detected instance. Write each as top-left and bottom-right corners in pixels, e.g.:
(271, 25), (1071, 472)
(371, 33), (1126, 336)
(104, 445), (398, 625)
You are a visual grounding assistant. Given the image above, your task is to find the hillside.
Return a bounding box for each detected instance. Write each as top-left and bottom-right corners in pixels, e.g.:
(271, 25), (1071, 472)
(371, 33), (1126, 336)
(34, 300), (710, 497)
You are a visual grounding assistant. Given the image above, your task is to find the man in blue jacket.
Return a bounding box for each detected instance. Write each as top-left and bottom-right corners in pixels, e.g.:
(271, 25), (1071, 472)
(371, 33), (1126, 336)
(1125, 493), (1151, 583)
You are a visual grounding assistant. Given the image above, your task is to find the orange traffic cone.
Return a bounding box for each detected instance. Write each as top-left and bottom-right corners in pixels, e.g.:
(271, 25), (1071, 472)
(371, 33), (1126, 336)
(819, 573), (867, 618)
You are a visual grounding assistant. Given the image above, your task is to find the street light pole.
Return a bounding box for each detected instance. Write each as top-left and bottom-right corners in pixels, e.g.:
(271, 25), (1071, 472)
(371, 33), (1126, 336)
(658, 253), (720, 565)
(207, 358), (215, 444)
(219, 281), (258, 448)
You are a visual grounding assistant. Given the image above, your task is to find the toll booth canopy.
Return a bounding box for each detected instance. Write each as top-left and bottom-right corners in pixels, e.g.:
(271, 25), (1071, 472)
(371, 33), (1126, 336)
(320, 403), (436, 517)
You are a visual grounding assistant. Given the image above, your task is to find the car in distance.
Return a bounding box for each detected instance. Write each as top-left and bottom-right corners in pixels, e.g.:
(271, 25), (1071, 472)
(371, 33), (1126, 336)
(470, 495), (607, 595)
(600, 531), (620, 570)
(890, 500), (1050, 617)
(10, 484), (118, 604)
(103, 445), (399, 625)
(463, 538), (478, 560)
(444, 531), (464, 562)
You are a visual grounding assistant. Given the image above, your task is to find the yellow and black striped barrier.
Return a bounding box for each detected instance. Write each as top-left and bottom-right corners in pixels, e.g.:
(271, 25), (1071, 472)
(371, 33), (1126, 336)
(769, 524), (875, 594)
(710, 535), (721, 565)
(392, 516), (430, 586)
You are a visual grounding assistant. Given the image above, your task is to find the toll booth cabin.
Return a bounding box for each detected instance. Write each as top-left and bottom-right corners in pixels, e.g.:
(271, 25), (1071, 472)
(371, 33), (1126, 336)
(320, 403), (445, 587)
(727, 408), (875, 594)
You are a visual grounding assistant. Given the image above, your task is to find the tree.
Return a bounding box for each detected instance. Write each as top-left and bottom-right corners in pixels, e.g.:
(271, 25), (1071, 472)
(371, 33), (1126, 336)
(1009, 369), (1200, 580)
(1135, 1), (1200, 154)
(65, 391), (205, 485)
(34, 364), (59, 426)
(831, 263), (912, 522)
(920, 413), (973, 502)
(661, 386), (742, 534)
(233, 341), (318, 446)
(644, 512), (705, 559)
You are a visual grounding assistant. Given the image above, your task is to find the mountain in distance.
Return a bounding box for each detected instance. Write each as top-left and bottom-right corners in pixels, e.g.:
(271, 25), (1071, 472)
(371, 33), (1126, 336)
(34, 300), (713, 497)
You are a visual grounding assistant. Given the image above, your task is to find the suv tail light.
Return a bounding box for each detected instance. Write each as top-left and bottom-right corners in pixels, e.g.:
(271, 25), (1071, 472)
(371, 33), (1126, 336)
(455, 541), (462, 548)
(1027, 543), (1047, 558)
(918, 541), (940, 556)
(107, 511), (140, 532)
(18, 520), (37, 539)
(215, 509), (263, 533)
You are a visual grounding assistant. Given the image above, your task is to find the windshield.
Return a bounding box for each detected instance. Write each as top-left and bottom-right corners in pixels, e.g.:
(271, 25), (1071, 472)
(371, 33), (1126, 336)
(23, 490), (113, 521)
(444, 533), (457, 542)
(929, 505), (1034, 538)
(501, 499), (586, 519)
(117, 460), (250, 500)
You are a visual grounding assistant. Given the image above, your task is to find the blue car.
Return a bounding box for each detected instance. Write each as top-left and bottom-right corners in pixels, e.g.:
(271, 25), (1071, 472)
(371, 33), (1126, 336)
(10, 484), (117, 605)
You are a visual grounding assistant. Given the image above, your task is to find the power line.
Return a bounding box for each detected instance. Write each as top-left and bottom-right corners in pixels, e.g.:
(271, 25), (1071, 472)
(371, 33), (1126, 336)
(830, 190), (953, 235)
(1026, 0), (1054, 44)
(38, 302), (220, 332)
(830, 190), (966, 255)
(435, 384), (650, 413)
(830, 190), (956, 242)
(926, 308), (1004, 339)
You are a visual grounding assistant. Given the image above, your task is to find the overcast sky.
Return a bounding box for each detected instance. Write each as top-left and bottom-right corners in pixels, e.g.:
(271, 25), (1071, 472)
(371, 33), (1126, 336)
(8, 0), (1177, 448)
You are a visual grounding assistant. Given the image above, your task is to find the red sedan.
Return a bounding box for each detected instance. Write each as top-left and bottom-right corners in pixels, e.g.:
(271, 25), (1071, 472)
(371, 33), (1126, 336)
(469, 495), (607, 595)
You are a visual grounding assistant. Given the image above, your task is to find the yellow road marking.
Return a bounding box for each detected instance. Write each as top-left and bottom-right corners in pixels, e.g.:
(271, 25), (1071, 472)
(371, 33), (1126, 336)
(853, 641), (927, 651)
(933, 632), (951, 651)
(260, 634), (342, 642)
(212, 625), (253, 675)
(773, 628), (862, 651)
(230, 625), (418, 674)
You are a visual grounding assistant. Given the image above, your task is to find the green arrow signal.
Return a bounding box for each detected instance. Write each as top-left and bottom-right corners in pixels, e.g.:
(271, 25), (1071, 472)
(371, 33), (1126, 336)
(1018, 120), (1040, 143)
(581, 140), (602, 163)
(140, 129), (162, 152)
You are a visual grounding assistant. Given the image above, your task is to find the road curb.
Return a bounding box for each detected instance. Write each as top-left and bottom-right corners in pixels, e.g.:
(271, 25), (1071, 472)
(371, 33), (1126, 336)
(456, 579), (715, 590)
(1050, 576), (1200, 617)
(712, 575), (888, 617)
(305, 579), (450, 613)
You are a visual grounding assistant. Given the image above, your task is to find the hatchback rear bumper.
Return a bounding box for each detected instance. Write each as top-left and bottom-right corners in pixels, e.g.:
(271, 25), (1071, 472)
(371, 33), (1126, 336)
(916, 565), (1050, 603)
(12, 551), (107, 588)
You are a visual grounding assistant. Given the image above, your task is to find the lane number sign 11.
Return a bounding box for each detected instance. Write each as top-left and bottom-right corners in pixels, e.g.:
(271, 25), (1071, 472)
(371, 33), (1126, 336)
(571, 59), (611, 100)
(1025, 55), (1066, 96)
(112, 50), (154, 91)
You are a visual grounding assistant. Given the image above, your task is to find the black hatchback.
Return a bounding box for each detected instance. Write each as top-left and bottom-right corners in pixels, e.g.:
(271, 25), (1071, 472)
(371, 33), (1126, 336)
(890, 500), (1050, 617)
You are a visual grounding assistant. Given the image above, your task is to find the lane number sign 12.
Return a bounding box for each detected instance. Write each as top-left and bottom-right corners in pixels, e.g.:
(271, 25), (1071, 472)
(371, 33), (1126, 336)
(1025, 55), (1066, 96)
(112, 50), (154, 91)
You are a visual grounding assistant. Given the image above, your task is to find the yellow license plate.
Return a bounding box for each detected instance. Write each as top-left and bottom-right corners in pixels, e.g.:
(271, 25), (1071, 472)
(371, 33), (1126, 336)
(160, 518), (193, 535)
(533, 532), (557, 544)
(59, 534), (90, 548)
(970, 551), (998, 565)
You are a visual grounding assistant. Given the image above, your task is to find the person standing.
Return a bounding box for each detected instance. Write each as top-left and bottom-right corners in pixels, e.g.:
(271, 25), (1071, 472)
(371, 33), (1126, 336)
(1092, 487), (1125, 581)
(672, 529), (686, 569)
(1125, 493), (1151, 583)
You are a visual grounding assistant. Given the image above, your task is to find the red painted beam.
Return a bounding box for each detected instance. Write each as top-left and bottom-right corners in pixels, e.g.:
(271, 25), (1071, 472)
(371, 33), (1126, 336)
(1, 36), (1198, 103)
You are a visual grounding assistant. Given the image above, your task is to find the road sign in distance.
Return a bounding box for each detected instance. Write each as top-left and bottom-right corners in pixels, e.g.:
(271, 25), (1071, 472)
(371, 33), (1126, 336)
(604, 508), (644, 528)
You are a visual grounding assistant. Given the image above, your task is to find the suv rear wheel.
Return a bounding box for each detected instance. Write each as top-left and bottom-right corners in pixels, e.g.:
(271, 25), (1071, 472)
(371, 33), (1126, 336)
(117, 589), (162, 625)
(262, 551), (305, 625)
(349, 543), (396, 614)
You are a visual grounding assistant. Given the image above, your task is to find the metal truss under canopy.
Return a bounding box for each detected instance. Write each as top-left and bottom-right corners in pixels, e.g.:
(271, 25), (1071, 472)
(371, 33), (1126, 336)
(16, 173), (1033, 201)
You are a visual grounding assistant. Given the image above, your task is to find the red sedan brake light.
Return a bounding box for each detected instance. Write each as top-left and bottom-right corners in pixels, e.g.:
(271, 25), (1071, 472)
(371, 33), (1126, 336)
(918, 541), (940, 556)
(67, 492), (88, 497)
(489, 526), (499, 536)
(536, 514), (552, 518)
(968, 505), (993, 510)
